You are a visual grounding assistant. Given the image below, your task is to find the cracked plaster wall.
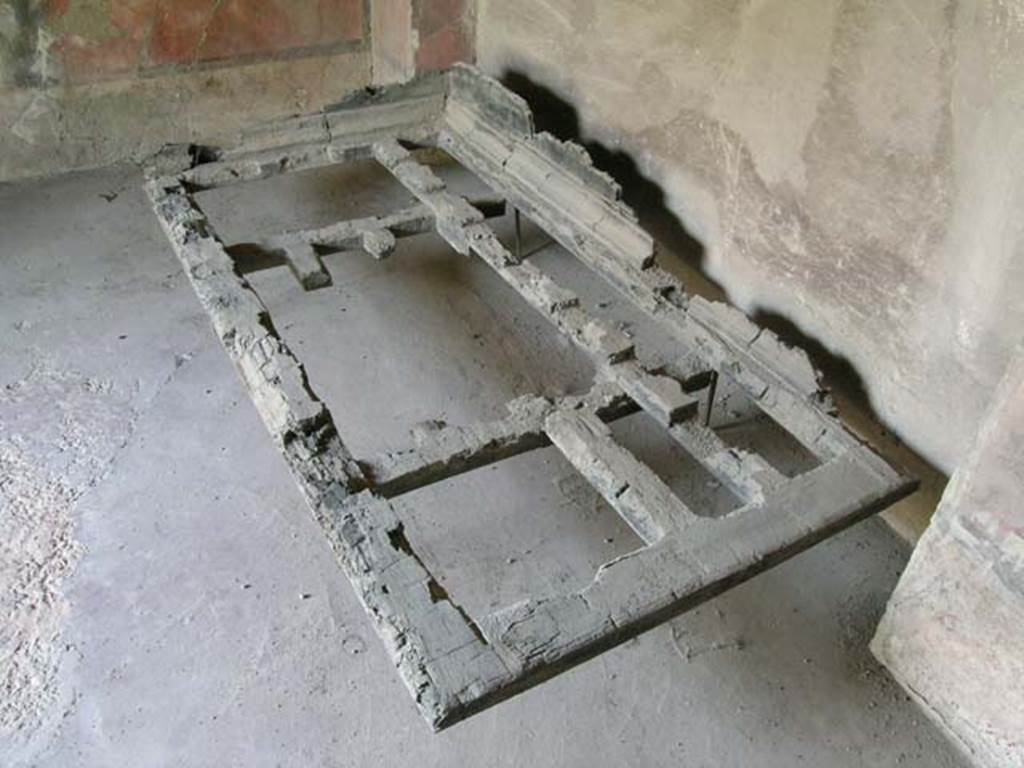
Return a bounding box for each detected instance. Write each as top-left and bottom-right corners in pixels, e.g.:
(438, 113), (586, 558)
(0, 0), (472, 180)
(0, 1), (475, 180)
(0, 0), (370, 180)
(476, 0), (1024, 477)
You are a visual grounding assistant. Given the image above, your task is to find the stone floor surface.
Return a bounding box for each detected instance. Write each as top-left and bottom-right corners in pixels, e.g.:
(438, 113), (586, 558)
(0, 163), (967, 767)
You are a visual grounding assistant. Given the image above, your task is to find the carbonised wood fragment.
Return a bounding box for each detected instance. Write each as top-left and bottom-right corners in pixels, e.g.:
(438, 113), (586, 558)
(282, 242), (331, 290)
(361, 228), (397, 259)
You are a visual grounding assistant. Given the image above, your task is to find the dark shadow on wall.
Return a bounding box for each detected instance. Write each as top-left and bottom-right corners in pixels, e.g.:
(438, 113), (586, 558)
(500, 70), (878, 413)
(501, 70), (719, 296)
(497, 69), (946, 539)
(752, 309), (869, 417)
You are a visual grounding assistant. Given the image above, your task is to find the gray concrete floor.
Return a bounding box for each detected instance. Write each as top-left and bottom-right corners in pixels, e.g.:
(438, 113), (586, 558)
(0, 163), (967, 767)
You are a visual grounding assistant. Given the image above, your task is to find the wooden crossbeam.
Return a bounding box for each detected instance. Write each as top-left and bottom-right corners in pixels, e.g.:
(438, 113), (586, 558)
(282, 241), (331, 290)
(223, 196), (505, 289)
(361, 382), (637, 498)
(545, 408), (693, 544)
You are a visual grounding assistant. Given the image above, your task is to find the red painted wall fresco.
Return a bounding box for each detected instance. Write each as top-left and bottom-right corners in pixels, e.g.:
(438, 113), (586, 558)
(42, 0), (365, 84)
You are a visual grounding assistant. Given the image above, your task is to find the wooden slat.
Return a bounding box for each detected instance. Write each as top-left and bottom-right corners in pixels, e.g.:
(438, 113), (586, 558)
(362, 382), (637, 498)
(545, 409), (694, 543)
(224, 195), (505, 281)
(282, 241), (331, 290)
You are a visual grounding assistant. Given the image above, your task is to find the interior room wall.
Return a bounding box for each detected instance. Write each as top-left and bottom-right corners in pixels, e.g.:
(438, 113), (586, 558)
(874, 345), (1024, 768)
(474, 4), (1023, 762)
(0, 0), (473, 180)
(475, 0), (1024, 481)
(0, 0), (369, 180)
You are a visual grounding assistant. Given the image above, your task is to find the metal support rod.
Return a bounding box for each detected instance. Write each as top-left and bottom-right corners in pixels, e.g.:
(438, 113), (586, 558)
(704, 370), (719, 427)
(514, 207), (523, 261)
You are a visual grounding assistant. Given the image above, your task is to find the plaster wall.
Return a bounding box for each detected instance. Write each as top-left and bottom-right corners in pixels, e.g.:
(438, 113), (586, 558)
(475, 0), (1024, 475)
(874, 346), (1024, 767)
(0, 0), (473, 180)
(0, 0), (370, 180)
